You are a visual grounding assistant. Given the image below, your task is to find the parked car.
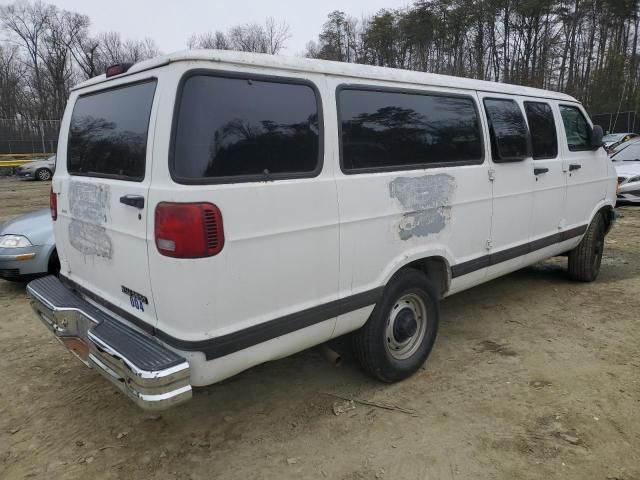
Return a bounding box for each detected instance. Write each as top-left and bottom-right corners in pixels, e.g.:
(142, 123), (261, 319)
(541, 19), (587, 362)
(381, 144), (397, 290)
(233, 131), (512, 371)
(26, 51), (616, 410)
(0, 209), (58, 281)
(603, 132), (638, 150)
(16, 155), (56, 181)
(613, 158), (640, 203)
(605, 139), (640, 203)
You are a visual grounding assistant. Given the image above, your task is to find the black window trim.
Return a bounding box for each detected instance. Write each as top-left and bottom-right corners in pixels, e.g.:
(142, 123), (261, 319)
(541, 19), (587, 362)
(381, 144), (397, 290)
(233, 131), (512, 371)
(559, 103), (593, 152)
(483, 97), (531, 163)
(67, 77), (158, 183)
(523, 100), (559, 161)
(336, 84), (485, 175)
(169, 69), (324, 185)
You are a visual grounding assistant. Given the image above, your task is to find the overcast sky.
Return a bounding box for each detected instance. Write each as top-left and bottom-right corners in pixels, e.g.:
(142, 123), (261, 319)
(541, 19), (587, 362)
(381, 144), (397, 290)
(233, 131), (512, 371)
(26, 0), (412, 56)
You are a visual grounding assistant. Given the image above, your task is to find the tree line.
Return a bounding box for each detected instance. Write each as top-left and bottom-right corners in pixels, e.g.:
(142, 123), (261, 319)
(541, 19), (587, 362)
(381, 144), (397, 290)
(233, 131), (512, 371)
(306, 1), (640, 115)
(1, 0), (639, 124)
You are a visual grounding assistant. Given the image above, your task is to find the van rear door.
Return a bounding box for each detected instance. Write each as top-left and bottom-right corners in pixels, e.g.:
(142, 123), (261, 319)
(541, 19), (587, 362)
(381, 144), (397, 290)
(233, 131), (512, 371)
(54, 79), (158, 326)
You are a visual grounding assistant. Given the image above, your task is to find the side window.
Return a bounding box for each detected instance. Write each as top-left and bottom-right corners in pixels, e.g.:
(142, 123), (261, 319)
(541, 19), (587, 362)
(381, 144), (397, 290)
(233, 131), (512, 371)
(338, 88), (483, 172)
(524, 102), (558, 159)
(483, 98), (529, 162)
(559, 105), (590, 151)
(172, 74), (320, 182)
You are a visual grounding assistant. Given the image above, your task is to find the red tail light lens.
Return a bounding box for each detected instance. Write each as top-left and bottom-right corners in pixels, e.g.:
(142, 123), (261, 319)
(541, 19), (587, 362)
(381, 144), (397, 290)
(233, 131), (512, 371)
(155, 202), (224, 258)
(50, 188), (57, 221)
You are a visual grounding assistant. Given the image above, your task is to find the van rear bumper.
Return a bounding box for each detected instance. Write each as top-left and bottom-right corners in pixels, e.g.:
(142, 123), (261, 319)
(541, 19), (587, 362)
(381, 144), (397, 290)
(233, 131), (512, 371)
(26, 275), (192, 410)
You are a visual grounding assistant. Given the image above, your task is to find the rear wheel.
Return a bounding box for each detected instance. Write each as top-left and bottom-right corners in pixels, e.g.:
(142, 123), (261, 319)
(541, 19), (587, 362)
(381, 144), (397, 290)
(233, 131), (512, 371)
(35, 168), (52, 181)
(568, 213), (606, 282)
(353, 269), (439, 382)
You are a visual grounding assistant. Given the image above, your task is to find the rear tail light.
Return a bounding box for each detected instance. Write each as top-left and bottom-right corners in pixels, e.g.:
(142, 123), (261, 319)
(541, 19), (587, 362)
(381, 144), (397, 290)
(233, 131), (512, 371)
(50, 188), (57, 221)
(154, 202), (224, 258)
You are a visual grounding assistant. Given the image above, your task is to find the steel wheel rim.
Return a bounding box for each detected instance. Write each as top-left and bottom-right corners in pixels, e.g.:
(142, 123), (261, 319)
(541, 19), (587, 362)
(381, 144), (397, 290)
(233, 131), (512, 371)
(385, 293), (427, 360)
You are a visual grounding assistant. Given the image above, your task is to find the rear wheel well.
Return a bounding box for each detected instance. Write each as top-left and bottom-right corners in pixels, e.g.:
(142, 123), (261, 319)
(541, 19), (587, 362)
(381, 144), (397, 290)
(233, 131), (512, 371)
(398, 256), (450, 298)
(48, 249), (60, 276)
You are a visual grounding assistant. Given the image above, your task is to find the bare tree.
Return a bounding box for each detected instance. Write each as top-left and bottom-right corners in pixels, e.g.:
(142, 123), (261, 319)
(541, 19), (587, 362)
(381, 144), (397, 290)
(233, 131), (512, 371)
(263, 17), (290, 54)
(0, 1), (53, 117)
(188, 31), (229, 50)
(188, 18), (290, 54)
(71, 30), (101, 79)
(0, 44), (25, 118)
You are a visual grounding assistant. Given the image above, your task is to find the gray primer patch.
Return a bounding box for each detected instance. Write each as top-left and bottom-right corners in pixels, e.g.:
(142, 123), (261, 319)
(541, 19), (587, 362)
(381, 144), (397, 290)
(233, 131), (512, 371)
(68, 181), (113, 258)
(389, 174), (456, 240)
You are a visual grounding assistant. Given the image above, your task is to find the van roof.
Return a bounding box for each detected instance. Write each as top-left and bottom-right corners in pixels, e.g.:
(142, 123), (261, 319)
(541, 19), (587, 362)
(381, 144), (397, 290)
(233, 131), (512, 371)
(74, 49), (578, 103)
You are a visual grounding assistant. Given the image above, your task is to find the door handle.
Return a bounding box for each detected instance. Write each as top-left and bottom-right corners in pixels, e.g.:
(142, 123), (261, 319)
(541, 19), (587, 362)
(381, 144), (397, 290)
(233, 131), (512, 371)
(569, 163), (582, 171)
(534, 167), (549, 175)
(120, 195), (145, 209)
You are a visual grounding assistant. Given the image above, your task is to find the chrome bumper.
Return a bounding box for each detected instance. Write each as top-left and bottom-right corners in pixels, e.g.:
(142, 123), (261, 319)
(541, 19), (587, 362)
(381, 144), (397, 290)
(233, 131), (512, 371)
(26, 276), (192, 410)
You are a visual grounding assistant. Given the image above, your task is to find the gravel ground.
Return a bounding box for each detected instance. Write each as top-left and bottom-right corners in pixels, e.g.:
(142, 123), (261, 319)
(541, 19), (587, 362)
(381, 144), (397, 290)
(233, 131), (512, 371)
(0, 177), (638, 480)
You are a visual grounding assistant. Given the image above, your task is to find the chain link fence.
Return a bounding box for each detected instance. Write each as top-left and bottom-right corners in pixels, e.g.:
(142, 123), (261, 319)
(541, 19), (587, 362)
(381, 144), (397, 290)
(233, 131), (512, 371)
(591, 111), (639, 134)
(0, 118), (60, 156)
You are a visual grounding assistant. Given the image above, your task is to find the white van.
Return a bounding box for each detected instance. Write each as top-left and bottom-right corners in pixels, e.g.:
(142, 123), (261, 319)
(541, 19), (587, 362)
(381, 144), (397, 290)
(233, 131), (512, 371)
(27, 51), (617, 410)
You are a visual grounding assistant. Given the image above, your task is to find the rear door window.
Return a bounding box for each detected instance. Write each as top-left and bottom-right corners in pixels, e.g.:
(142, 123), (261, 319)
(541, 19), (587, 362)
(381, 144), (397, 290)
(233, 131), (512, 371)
(171, 73), (321, 183)
(67, 80), (156, 181)
(483, 98), (529, 162)
(559, 105), (590, 151)
(524, 102), (558, 159)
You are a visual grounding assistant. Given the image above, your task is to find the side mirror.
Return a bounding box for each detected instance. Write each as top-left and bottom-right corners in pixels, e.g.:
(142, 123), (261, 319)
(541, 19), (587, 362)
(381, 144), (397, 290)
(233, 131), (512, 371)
(590, 124), (604, 150)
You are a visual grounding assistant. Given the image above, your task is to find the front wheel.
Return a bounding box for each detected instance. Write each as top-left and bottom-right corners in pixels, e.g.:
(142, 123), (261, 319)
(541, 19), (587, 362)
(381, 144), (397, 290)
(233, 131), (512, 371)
(352, 269), (439, 383)
(568, 213), (606, 282)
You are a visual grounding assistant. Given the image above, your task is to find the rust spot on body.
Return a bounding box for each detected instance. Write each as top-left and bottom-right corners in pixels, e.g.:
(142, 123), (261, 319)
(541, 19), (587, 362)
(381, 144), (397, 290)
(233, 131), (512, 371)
(68, 181), (113, 258)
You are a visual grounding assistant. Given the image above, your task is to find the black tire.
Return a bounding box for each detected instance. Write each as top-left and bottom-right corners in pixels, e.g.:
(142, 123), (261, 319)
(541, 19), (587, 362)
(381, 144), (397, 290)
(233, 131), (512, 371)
(568, 212), (606, 282)
(35, 168), (52, 181)
(352, 269), (439, 383)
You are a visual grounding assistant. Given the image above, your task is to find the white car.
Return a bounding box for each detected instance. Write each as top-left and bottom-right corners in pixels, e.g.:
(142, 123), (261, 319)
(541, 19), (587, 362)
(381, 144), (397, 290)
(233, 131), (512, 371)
(614, 161), (640, 203)
(26, 51), (617, 410)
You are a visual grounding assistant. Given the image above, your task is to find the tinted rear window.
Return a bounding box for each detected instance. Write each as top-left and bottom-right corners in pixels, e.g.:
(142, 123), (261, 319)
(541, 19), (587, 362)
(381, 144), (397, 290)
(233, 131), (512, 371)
(172, 74), (320, 182)
(67, 80), (156, 181)
(339, 88), (483, 172)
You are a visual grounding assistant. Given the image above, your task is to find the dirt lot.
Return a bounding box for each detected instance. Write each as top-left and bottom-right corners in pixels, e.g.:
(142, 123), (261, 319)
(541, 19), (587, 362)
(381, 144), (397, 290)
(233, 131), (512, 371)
(0, 176), (638, 480)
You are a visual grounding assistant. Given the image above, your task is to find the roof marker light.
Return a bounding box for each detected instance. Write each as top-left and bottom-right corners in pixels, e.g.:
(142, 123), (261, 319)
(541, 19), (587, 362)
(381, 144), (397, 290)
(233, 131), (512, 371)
(105, 63), (133, 78)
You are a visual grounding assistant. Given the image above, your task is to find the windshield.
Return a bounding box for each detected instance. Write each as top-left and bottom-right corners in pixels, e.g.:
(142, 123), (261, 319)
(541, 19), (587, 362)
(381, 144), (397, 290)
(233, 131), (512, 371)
(67, 80), (156, 181)
(612, 142), (640, 161)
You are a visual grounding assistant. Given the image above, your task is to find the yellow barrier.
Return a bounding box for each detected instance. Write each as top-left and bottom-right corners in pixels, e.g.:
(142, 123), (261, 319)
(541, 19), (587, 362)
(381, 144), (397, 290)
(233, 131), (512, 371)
(0, 160), (31, 167)
(0, 153), (53, 158)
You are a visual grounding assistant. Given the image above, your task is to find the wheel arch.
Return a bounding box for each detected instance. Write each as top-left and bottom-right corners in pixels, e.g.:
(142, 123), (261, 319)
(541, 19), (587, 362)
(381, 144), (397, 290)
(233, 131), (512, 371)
(388, 255), (451, 299)
(598, 204), (616, 235)
(46, 246), (60, 275)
